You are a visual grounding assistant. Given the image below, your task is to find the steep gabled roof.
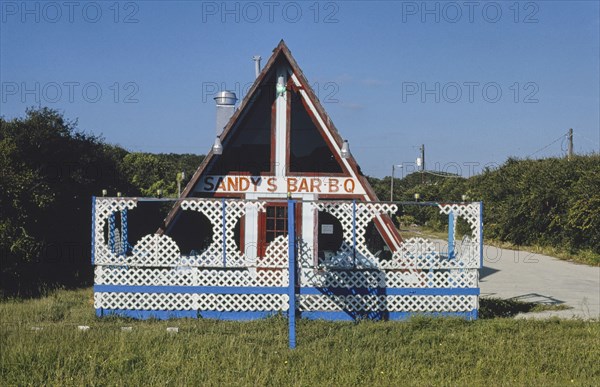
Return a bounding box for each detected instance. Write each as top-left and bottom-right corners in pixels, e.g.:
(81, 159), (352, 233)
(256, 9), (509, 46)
(159, 40), (402, 249)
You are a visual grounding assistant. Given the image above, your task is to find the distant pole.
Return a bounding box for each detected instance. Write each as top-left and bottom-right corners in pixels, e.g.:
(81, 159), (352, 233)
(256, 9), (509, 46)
(177, 171), (185, 197)
(390, 164), (402, 202)
(568, 128), (573, 161)
(391, 165), (394, 202)
(420, 144), (425, 184)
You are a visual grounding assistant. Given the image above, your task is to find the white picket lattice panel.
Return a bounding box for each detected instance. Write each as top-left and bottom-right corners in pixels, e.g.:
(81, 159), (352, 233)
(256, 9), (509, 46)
(95, 266), (197, 286)
(129, 234), (181, 266)
(197, 268), (288, 287)
(95, 292), (289, 311)
(178, 199), (266, 267)
(196, 294), (289, 311)
(438, 202), (481, 268)
(95, 292), (195, 310)
(95, 266), (289, 287)
(298, 295), (477, 312)
(93, 198), (137, 265)
(93, 198), (481, 318)
(261, 235), (289, 268)
(300, 268), (478, 289)
(312, 202), (398, 269)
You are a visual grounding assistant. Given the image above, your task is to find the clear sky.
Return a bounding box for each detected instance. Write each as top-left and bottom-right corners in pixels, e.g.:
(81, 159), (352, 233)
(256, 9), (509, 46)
(1, 0), (599, 178)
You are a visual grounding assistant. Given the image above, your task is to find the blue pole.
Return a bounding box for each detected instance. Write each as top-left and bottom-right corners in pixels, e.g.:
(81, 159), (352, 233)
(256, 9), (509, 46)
(109, 212), (115, 254)
(287, 199), (296, 349)
(91, 196), (96, 265)
(121, 208), (128, 255)
(448, 211), (455, 259)
(222, 198), (227, 268)
(352, 200), (357, 267)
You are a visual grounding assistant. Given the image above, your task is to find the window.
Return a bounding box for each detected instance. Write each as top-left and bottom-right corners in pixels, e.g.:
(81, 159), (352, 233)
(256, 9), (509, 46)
(289, 89), (343, 173)
(265, 205), (287, 243)
(209, 78), (275, 175)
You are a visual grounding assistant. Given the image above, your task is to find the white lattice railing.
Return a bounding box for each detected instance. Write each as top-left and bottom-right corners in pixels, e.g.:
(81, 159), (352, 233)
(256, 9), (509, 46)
(92, 197), (482, 319)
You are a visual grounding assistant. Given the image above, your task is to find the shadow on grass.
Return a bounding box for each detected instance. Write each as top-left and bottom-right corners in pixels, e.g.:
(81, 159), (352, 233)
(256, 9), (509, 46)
(479, 297), (571, 319)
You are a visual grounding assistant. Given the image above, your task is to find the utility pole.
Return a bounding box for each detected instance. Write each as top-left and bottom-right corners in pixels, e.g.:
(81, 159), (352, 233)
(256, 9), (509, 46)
(420, 144), (425, 184)
(567, 128), (573, 161)
(177, 171), (185, 197)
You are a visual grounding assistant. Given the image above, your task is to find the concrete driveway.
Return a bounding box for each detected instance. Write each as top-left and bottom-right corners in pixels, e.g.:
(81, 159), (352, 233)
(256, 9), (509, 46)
(479, 245), (600, 319)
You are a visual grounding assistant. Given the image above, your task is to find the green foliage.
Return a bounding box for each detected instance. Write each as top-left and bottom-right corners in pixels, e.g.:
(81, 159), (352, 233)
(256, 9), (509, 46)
(121, 152), (203, 197)
(368, 156), (600, 258)
(1, 108), (134, 295)
(0, 108), (204, 296)
(1, 288), (599, 386)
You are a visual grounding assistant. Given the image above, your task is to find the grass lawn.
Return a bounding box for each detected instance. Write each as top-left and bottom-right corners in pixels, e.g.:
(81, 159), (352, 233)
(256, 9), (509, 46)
(1, 288), (599, 386)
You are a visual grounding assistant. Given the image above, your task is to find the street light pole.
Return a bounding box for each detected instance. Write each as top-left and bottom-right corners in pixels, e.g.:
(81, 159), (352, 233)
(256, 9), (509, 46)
(390, 164), (403, 202)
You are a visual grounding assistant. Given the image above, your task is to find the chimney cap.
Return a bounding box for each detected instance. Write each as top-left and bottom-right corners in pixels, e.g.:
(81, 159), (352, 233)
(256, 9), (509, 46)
(214, 91), (237, 106)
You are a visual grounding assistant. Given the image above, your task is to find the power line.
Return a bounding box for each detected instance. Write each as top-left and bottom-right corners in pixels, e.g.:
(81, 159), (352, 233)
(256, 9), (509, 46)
(526, 132), (568, 158)
(575, 132), (600, 148)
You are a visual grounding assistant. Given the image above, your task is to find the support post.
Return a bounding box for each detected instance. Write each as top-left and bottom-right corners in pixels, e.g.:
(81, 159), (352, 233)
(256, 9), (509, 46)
(479, 201), (484, 268)
(109, 212), (116, 254)
(448, 211), (455, 259)
(352, 200), (357, 267)
(91, 196), (96, 265)
(287, 199), (296, 349)
(121, 208), (128, 255)
(568, 128), (573, 160)
(222, 198), (227, 268)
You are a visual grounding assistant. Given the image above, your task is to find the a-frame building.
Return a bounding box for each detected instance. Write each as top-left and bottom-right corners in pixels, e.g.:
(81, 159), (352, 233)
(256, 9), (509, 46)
(161, 40), (402, 261)
(91, 40), (483, 324)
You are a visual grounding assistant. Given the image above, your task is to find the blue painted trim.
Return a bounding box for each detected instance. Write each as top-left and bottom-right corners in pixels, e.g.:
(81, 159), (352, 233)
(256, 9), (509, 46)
(479, 201), (484, 268)
(300, 309), (478, 321)
(352, 199), (356, 267)
(91, 196), (96, 265)
(93, 285), (479, 296)
(97, 309), (283, 320)
(94, 285), (288, 294)
(299, 287), (480, 296)
(200, 311), (282, 320)
(121, 208), (128, 255)
(222, 198), (226, 268)
(97, 309), (197, 319)
(448, 211), (455, 259)
(96, 309), (478, 321)
(109, 212), (116, 254)
(287, 199), (296, 349)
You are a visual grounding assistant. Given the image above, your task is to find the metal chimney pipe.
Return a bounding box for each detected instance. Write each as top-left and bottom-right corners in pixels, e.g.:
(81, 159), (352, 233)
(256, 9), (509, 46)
(212, 91), (237, 155)
(214, 91), (237, 135)
(252, 55), (262, 79)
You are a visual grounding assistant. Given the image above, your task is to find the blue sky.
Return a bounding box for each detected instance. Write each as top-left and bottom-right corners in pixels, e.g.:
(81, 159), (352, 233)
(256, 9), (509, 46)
(1, 1), (599, 178)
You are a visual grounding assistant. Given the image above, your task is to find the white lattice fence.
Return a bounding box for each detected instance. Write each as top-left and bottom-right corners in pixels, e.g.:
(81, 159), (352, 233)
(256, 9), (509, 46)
(92, 198), (482, 319)
(298, 295), (477, 313)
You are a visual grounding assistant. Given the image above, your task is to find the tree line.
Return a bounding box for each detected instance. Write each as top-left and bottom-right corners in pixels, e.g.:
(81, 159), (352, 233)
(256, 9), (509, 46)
(368, 156), (600, 261)
(1, 107), (597, 296)
(1, 108), (203, 296)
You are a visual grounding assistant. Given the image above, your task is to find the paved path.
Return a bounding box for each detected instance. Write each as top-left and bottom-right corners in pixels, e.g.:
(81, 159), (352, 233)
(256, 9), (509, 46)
(478, 245), (600, 319)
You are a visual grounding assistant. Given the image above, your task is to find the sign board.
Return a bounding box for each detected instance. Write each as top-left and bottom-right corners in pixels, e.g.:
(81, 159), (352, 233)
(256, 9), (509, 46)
(321, 224), (334, 234)
(195, 176), (365, 195)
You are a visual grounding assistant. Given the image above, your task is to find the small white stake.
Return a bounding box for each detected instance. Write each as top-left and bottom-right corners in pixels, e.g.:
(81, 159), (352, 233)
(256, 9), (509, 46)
(121, 327), (132, 332)
(78, 325), (90, 331)
(166, 327), (178, 333)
